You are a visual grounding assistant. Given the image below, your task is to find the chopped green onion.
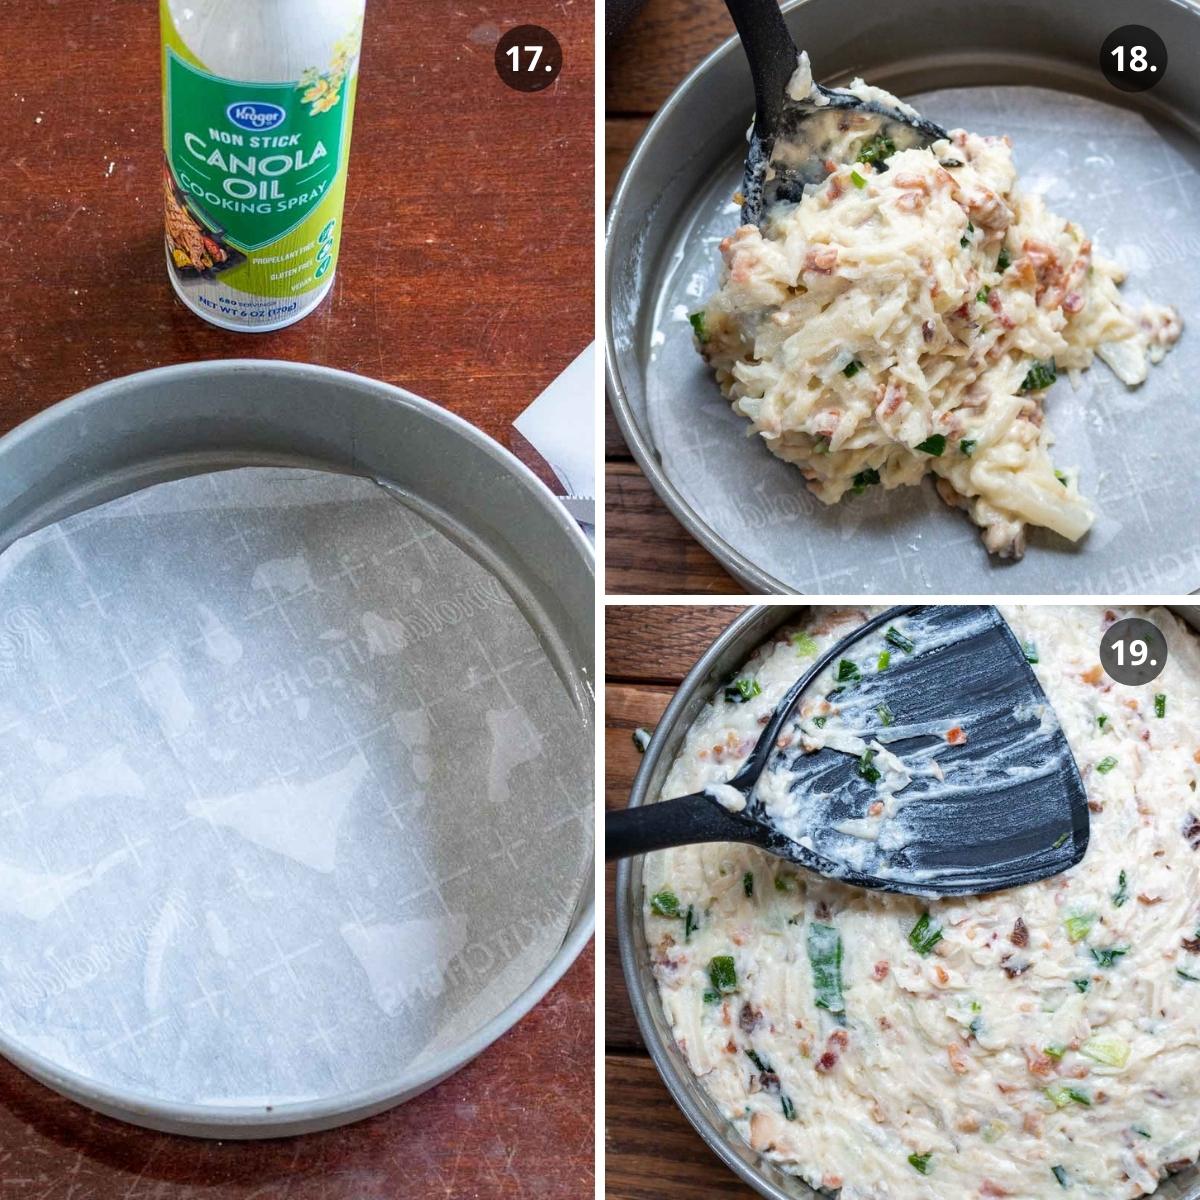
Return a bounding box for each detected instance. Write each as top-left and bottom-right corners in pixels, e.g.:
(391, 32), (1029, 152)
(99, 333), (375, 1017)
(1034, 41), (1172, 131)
(1047, 1083), (1091, 1108)
(807, 922), (845, 1015)
(792, 632), (819, 657)
(914, 433), (947, 456)
(1155, 693), (1166, 718)
(1097, 713), (1109, 730)
(857, 133), (896, 165)
(708, 955), (737, 994)
(743, 871), (754, 898)
(775, 872), (796, 892)
(1020, 360), (1057, 392)
(1052, 1165), (1070, 1188)
(908, 1153), (932, 1175)
(836, 659), (861, 684)
(725, 677), (762, 704)
(746, 1048), (770, 1073)
(1113, 870), (1129, 907)
(960, 221), (974, 248)
(852, 467), (880, 493)
(843, 358), (864, 378)
(850, 170), (867, 189)
(702, 988), (721, 1003)
(886, 627), (916, 653)
(876, 702), (895, 726)
(1023, 641), (1039, 664)
(1044, 1044), (1066, 1060)
(976, 286), (991, 304)
(858, 748), (882, 784)
(997, 248), (1012, 271)
(1096, 756), (1118, 774)
(811, 715), (827, 728)
(1074, 978), (1091, 993)
(877, 650), (891, 671)
(1178, 968), (1200, 983)
(1081, 1033), (1130, 1068)
(960, 438), (977, 456)
(781, 1094), (797, 1120)
(688, 311), (708, 343)
(1055, 469), (1069, 486)
(1051, 832), (1070, 851)
(1134, 1127), (1152, 1139)
(909, 912), (943, 956)
(650, 890), (681, 919)
(1091, 946), (1128, 968)
(1064, 913), (1094, 943)
(685, 905), (699, 941)
(632, 727), (651, 753)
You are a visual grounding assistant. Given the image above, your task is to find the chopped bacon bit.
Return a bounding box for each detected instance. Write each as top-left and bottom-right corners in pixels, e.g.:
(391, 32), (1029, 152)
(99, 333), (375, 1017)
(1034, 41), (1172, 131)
(1137, 894), (1164, 905)
(815, 1029), (850, 1072)
(1183, 937), (1200, 953)
(873, 960), (890, 981)
(947, 1042), (971, 1074)
(946, 726), (968, 745)
(1011, 918), (1029, 948)
(1025, 1047), (1055, 1078)
(1001, 954), (1030, 978)
(804, 246), (839, 275)
(878, 1015), (893, 1030)
(1023, 1111), (1044, 1137)
(1063, 291), (1085, 314)
(1185, 815), (1200, 850)
(868, 801), (885, 817)
(739, 1003), (763, 1033)
(875, 382), (907, 419)
(1081, 665), (1104, 685)
(981, 1181), (1010, 1197)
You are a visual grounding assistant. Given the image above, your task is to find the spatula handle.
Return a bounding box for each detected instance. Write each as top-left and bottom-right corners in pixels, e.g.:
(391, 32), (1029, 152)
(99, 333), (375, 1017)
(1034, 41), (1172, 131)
(722, 0), (799, 138)
(606, 793), (756, 861)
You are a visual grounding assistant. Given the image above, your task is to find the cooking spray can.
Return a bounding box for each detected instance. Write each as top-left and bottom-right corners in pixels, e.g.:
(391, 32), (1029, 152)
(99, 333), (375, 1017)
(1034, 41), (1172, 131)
(160, 0), (365, 332)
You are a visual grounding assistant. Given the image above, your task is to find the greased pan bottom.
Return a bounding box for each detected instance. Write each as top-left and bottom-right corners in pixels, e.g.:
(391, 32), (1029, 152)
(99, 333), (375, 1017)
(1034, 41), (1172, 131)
(0, 361), (594, 1139)
(606, 0), (1200, 593)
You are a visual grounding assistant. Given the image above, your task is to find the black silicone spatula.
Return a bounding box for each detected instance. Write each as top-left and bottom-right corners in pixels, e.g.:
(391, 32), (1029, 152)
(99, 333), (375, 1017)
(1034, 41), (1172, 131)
(724, 0), (948, 225)
(606, 606), (1090, 896)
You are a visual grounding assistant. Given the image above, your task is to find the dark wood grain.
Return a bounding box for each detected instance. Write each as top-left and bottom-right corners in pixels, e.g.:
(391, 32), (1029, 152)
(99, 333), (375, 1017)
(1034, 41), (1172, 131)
(606, 1055), (756, 1199)
(605, 604), (744, 681)
(605, 606), (760, 1194)
(605, 0), (749, 595)
(0, 2), (594, 1195)
(606, 0), (734, 116)
(605, 465), (743, 594)
(0, 953), (595, 1200)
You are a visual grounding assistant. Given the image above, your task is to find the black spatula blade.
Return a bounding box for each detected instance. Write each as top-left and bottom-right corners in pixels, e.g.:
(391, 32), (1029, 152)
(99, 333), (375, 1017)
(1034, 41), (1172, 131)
(740, 606), (1089, 895)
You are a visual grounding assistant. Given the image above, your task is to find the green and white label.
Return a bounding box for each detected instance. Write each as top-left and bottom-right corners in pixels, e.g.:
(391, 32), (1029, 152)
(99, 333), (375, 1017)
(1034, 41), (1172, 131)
(166, 52), (346, 250)
(160, 0), (361, 330)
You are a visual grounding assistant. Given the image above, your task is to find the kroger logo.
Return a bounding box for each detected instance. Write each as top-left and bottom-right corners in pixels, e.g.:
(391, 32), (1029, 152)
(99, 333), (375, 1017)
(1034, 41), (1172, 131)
(226, 101), (286, 132)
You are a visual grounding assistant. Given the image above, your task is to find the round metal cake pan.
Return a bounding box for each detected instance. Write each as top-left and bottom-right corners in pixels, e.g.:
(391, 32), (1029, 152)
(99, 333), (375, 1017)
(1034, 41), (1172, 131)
(606, 0), (1200, 594)
(616, 604), (1200, 1199)
(0, 359), (595, 1139)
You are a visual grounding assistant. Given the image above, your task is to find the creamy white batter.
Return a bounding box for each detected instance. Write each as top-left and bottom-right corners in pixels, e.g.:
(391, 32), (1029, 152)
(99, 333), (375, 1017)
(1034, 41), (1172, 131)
(693, 70), (1182, 559)
(644, 606), (1200, 1199)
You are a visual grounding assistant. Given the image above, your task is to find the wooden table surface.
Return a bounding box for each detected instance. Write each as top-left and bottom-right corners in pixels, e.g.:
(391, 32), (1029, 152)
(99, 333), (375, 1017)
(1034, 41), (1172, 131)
(0, 2), (594, 1196)
(605, 0), (742, 595)
(606, 606), (759, 1198)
